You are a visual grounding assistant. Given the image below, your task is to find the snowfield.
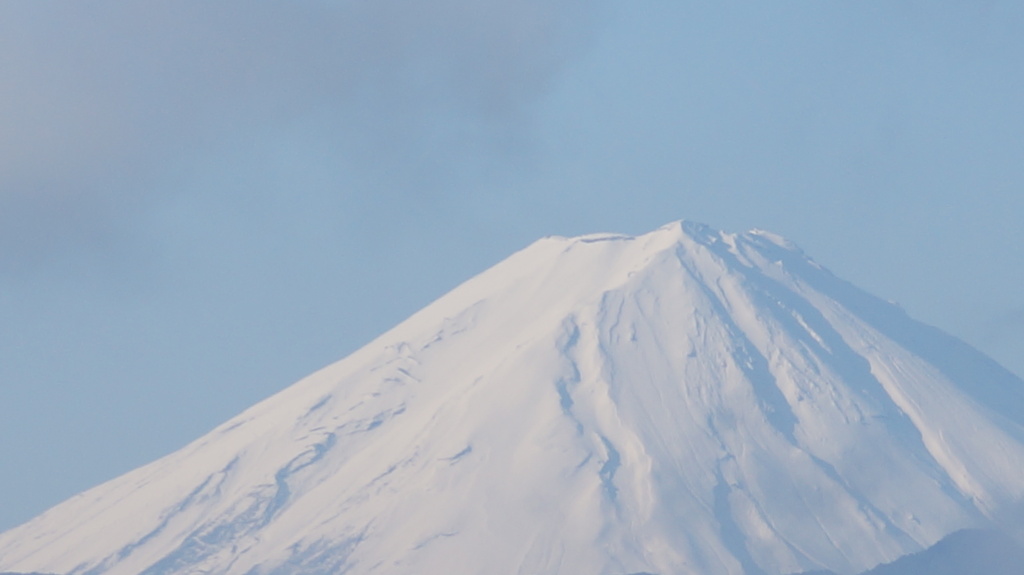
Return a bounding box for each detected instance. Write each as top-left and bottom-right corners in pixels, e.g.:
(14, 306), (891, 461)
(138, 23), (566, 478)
(2, 221), (1023, 575)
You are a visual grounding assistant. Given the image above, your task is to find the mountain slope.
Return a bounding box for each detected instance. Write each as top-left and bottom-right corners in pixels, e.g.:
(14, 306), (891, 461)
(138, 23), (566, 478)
(2, 221), (1023, 575)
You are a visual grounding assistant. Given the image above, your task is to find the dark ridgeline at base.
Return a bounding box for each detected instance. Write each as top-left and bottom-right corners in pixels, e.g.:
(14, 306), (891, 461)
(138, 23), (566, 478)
(792, 528), (1024, 575)
(862, 529), (1024, 575)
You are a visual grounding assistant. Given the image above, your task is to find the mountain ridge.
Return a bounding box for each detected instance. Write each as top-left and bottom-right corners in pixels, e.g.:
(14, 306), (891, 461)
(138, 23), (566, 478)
(2, 221), (1023, 575)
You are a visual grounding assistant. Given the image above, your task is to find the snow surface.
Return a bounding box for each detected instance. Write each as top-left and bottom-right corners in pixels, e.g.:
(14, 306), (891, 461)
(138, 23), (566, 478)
(2, 221), (1024, 575)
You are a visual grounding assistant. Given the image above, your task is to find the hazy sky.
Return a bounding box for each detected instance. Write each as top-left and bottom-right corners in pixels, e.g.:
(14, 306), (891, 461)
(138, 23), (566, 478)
(2, 0), (1023, 532)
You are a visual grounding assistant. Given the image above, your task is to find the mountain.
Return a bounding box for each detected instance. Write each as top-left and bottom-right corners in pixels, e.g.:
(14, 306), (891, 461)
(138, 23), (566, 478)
(790, 527), (1024, 575)
(2, 221), (1024, 575)
(862, 528), (1024, 575)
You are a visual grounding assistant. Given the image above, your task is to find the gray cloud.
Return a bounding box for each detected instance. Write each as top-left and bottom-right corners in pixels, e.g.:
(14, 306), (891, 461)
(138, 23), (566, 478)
(0, 0), (590, 271)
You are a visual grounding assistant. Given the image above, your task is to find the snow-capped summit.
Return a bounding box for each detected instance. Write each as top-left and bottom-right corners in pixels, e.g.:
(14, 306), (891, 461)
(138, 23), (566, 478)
(2, 221), (1024, 575)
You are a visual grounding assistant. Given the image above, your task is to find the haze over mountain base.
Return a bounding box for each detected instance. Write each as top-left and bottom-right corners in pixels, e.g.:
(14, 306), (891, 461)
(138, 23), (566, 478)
(2, 222), (1023, 575)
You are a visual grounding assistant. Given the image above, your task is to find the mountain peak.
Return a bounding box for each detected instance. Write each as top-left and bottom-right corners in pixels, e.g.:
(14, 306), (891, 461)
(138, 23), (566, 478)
(2, 222), (1023, 575)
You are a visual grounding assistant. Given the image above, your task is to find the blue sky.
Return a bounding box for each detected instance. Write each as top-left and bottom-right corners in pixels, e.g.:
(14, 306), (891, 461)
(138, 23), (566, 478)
(1, 1), (1023, 532)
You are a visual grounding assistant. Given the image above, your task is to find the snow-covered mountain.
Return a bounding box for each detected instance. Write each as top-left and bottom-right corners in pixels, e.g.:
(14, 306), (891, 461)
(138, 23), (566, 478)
(2, 221), (1024, 575)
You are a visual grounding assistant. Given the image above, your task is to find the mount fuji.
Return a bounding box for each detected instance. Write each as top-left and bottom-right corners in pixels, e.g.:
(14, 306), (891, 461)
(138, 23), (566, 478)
(2, 221), (1024, 575)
